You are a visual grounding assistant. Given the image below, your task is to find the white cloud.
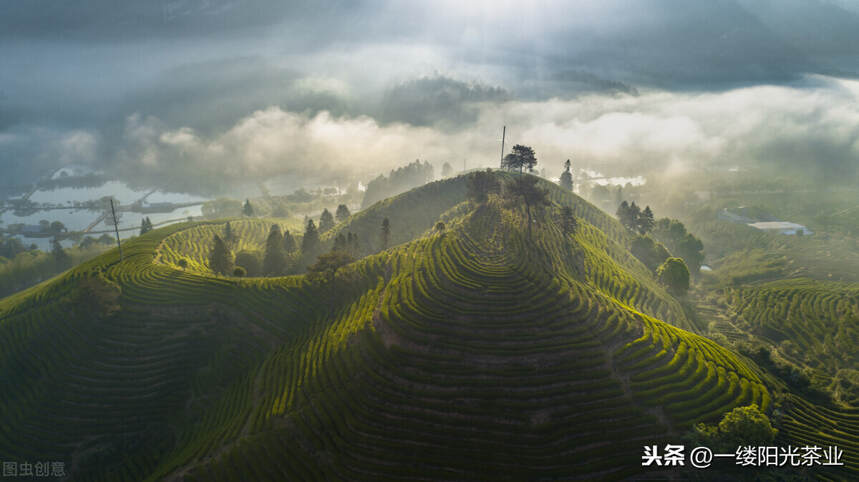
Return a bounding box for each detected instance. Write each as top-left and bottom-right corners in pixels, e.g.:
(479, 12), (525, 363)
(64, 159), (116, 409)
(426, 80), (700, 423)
(117, 75), (859, 189)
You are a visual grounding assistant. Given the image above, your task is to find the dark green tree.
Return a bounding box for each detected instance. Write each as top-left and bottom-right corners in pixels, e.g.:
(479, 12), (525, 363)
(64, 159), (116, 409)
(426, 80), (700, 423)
(307, 251), (354, 283)
(630, 235), (670, 271)
(177, 258), (188, 271)
(560, 205), (578, 235)
(319, 208), (335, 232)
(505, 175), (550, 239)
(235, 250), (261, 277)
(560, 159), (573, 191)
(435, 221), (445, 232)
(242, 199), (254, 217)
(381, 217), (391, 249)
(224, 221), (234, 242)
(51, 239), (71, 270)
(335, 204), (351, 223)
(263, 224), (287, 275)
(301, 219), (321, 259)
(657, 257), (690, 295)
(50, 220), (67, 234)
(616, 201), (632, 230)
(638, 206), (655, 234)
(502, 144), (537, 173)
(282, 229), (297, 253)
(652, 218), (705, 274)
(139, 218), (152, 235)
(209, 234), (233, 275)
(466, 169), (500, 203)
(441, 161), (453, 177)
(694, 404), (777, 452)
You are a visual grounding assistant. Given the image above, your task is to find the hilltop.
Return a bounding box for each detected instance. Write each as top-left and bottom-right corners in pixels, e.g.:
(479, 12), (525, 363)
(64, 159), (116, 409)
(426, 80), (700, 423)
(0, 171), (855, 480)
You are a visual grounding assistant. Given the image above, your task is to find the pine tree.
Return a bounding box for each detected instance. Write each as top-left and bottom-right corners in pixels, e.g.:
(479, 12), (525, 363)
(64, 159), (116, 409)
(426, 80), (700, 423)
(560, 159), (573, 191)
(209, 234), (233, 275)
(501, 144), (537, 173)
(335, 204), (351, 223)
(301, 219), (321, 259)
(639, 206), (655, 234)
(282, 229), (297, 253)
(616, 201), (631, 229)
(319, 208), (335, 232)
(140, 219), (149, 235)
(263, 224), (286, 275)
(224, 221), (233, 242)
(381, 217), (391, 249)
(629, 202), (642, 232)
(242, 199), (254, 217)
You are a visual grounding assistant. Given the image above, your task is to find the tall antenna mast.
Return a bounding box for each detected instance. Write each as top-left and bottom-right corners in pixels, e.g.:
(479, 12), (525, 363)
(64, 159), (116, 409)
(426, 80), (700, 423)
(499, 125), (506, 168)
(110, 198), (123, 261)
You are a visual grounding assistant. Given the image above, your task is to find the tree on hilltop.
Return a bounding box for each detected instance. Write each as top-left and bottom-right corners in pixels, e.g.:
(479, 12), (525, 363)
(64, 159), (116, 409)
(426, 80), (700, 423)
(502, 144), (537, 174)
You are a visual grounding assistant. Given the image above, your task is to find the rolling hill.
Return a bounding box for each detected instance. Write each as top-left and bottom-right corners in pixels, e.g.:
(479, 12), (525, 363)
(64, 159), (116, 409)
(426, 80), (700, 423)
(0, 172), (855, 480)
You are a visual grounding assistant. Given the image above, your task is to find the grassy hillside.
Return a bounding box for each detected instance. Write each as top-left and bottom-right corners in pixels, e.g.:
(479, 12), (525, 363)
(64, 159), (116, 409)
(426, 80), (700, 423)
(0, 172), (855, 480)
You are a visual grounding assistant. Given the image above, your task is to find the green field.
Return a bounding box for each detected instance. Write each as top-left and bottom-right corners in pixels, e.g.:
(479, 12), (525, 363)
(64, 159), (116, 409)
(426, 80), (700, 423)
(0, 172), (856, 480)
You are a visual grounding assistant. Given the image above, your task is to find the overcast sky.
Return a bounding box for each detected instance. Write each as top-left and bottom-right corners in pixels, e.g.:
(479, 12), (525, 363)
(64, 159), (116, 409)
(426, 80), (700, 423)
(2, 0), (859, 193)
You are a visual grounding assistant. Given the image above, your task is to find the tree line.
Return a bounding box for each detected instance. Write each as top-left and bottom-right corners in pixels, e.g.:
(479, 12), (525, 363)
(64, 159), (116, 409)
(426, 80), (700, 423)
(206, 203), (396, 283)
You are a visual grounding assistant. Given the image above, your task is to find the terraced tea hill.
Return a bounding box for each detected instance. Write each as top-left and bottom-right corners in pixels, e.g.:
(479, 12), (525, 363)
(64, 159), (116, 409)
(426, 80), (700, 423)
(158, 218), (301, 272)
(165, 198), (771, 480)
(0, 172), (854, 480)
(727, 278), (859, 375)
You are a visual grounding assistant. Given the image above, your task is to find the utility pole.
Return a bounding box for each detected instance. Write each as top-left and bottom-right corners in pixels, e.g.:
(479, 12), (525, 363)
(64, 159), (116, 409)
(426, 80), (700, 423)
(499, 125), (506, 169)
(110, 198), (123, 261)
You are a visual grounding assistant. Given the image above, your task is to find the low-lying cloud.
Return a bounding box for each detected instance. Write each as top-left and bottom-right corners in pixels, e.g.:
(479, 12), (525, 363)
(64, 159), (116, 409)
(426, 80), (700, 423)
(106, 75), (859, 193)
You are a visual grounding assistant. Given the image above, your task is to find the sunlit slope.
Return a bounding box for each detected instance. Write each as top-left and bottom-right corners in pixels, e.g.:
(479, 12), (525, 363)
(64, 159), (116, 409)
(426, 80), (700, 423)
(158, 218), (301, 271)
(0, 223), (379, 481)
(780, 395), (859, 478)
(168, 200), (769, 480)
(7, 173), (853, 480)
(159, 172), (692, 330)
